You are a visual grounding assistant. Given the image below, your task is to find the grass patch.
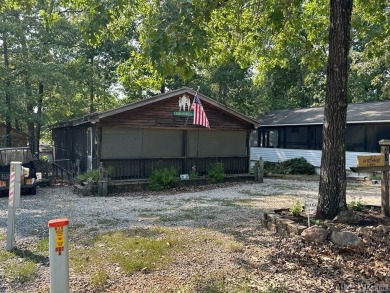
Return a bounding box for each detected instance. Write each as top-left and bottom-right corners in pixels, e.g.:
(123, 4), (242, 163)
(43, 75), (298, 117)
(70, 227), (183, 276)
(227, 242), (245, 253)
(36, 237), (49, 253)
(0, 250), (38, 283)
(97, 218), (120, 226)
(159, 207), (217, 222)
(91, 268), (110, 288)
(208, 198), (255, 207)
(86, 227), (99, 233)
(347, 183), (378, 190)
(239, 189), (271, 196)
(71, 223), (86, 230)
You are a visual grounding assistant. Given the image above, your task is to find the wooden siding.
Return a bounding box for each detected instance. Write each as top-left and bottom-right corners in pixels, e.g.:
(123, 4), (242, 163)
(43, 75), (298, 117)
(99, 94), (252, 130)
(250, 147), (381, 172)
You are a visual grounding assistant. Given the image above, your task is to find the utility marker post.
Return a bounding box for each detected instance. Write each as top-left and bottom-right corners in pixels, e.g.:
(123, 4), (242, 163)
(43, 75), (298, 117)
(6, 162), (22, 251)
(48, 218), (69, 293)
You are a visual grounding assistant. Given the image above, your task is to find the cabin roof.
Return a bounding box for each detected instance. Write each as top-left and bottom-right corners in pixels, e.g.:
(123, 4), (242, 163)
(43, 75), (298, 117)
(51, 87), (259, 129)
(260, 100), (390, 126)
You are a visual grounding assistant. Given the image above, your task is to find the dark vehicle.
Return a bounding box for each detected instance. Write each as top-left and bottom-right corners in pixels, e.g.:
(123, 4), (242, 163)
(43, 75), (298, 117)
(0, 147), (37, 196)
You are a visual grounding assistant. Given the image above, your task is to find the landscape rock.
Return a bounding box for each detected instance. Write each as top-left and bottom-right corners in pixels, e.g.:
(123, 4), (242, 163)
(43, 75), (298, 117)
(375, 224), (387, 233)
(333, 210), (364, 225)
(301, 226), (328, 243)
(330, 231), (362, 248)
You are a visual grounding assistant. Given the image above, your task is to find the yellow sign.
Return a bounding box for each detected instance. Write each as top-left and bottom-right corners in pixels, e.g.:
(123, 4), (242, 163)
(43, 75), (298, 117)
(55, 226), (64, 254)
(357, 155), (385, 167)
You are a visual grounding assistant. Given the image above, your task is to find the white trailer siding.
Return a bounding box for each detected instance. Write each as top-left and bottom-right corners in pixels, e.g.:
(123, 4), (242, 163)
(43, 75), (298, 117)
(250, 147), (381, 174)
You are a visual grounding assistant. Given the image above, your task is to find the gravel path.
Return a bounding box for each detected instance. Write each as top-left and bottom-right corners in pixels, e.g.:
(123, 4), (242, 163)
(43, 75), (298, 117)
(0, 179), (381, 239)
(0, 178), (384, 292)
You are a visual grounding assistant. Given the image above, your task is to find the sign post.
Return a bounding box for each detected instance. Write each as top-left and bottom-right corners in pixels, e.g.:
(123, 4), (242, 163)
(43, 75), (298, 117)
(6, 162), (22, 251)
(48, 218), (69, 293)
(304, 198), (318, 227)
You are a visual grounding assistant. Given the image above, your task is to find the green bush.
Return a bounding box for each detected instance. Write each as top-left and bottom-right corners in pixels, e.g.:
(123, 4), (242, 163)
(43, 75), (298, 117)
(206, 162), (225, 183)
(347, 196), (364, 211)
(149, 167), (179, 191)
(264, 157), (315, 175)
(289, 201), (303, 216)
(77, 169), (100, 182)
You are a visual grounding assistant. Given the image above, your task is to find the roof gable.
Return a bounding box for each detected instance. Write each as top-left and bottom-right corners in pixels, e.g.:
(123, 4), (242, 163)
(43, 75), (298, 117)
(52, 88), (259, 129)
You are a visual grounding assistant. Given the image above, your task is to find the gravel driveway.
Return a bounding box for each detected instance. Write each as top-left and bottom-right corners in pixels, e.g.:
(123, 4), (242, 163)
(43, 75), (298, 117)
(0, 179), (381, 239)
(0, 178), (384, 292)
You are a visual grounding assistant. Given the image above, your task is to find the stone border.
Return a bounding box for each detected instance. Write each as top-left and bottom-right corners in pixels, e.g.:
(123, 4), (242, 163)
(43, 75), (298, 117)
(260, 209), (378, 248)
(260, 209), (307, 237)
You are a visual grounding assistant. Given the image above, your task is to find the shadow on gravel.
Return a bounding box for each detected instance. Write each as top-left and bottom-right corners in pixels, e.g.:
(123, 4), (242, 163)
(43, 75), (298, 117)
(11, 247), (49, 266)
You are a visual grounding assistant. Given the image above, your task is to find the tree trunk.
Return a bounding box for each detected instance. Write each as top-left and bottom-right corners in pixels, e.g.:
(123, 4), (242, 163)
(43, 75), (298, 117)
(160, 82), (166, 93)
(317, 0), (353, 219)
(21, 29), (35, 153)
(2, 28), (12, 147)
(89, 56), (94, 113)
(35, 82), (44, 157)
(26, 79), (35, 153)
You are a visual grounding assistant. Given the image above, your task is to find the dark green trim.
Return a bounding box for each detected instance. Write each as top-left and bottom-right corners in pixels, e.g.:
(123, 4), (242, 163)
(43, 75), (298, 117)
(173, 111), (194, 117)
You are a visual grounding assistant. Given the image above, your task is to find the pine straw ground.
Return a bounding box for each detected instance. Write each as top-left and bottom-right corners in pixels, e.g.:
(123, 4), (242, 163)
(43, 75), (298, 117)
(1, 179), (389, 293)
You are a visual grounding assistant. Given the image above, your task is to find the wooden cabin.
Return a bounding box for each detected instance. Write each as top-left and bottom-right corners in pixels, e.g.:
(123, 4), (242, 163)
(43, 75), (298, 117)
(251, 100), (390, 172)
(51, 88), (259, 179)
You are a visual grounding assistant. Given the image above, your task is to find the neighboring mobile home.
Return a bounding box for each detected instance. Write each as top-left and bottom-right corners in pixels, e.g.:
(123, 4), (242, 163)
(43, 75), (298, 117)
(52, 88), (259, 179)
(251, 100), (390, 172)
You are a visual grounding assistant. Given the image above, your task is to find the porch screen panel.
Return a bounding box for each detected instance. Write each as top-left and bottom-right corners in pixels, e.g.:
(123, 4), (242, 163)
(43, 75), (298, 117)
(191, 131), (246, 157)
(141, 129), (182, 157)
(346, 125), (365, 152)
(285, 126), (308, 149)
(101, 128), (143, 159)
(187, 131), (199, 157)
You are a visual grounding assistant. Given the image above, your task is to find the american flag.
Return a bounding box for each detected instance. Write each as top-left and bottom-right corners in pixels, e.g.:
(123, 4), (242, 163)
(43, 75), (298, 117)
(192, 94), (210, 128)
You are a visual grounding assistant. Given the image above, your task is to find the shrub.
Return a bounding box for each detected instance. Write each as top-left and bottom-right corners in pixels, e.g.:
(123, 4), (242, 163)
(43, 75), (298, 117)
(347, 196), (364, 211)
(206, 162), (225, 183)
(77, 169), (100, 183)
(34, 158), (52, 177)
(149, 167), (178, 191)
(289, 201), (303, 216)
(264, 157), (315, 175)
(77, 166), (114, 183)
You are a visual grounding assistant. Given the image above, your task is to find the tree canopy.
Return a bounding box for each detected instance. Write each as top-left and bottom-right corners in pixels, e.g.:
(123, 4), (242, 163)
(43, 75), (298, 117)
(1, 0), (389, 153)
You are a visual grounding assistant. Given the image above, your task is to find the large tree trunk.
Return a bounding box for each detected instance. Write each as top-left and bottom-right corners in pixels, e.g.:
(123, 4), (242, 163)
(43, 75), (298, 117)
(317, 0), (353, 219)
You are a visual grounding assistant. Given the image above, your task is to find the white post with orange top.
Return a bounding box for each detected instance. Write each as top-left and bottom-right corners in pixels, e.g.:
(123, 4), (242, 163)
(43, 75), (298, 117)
(6, 161), (22, 251)
(48, 218), (69, 293)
